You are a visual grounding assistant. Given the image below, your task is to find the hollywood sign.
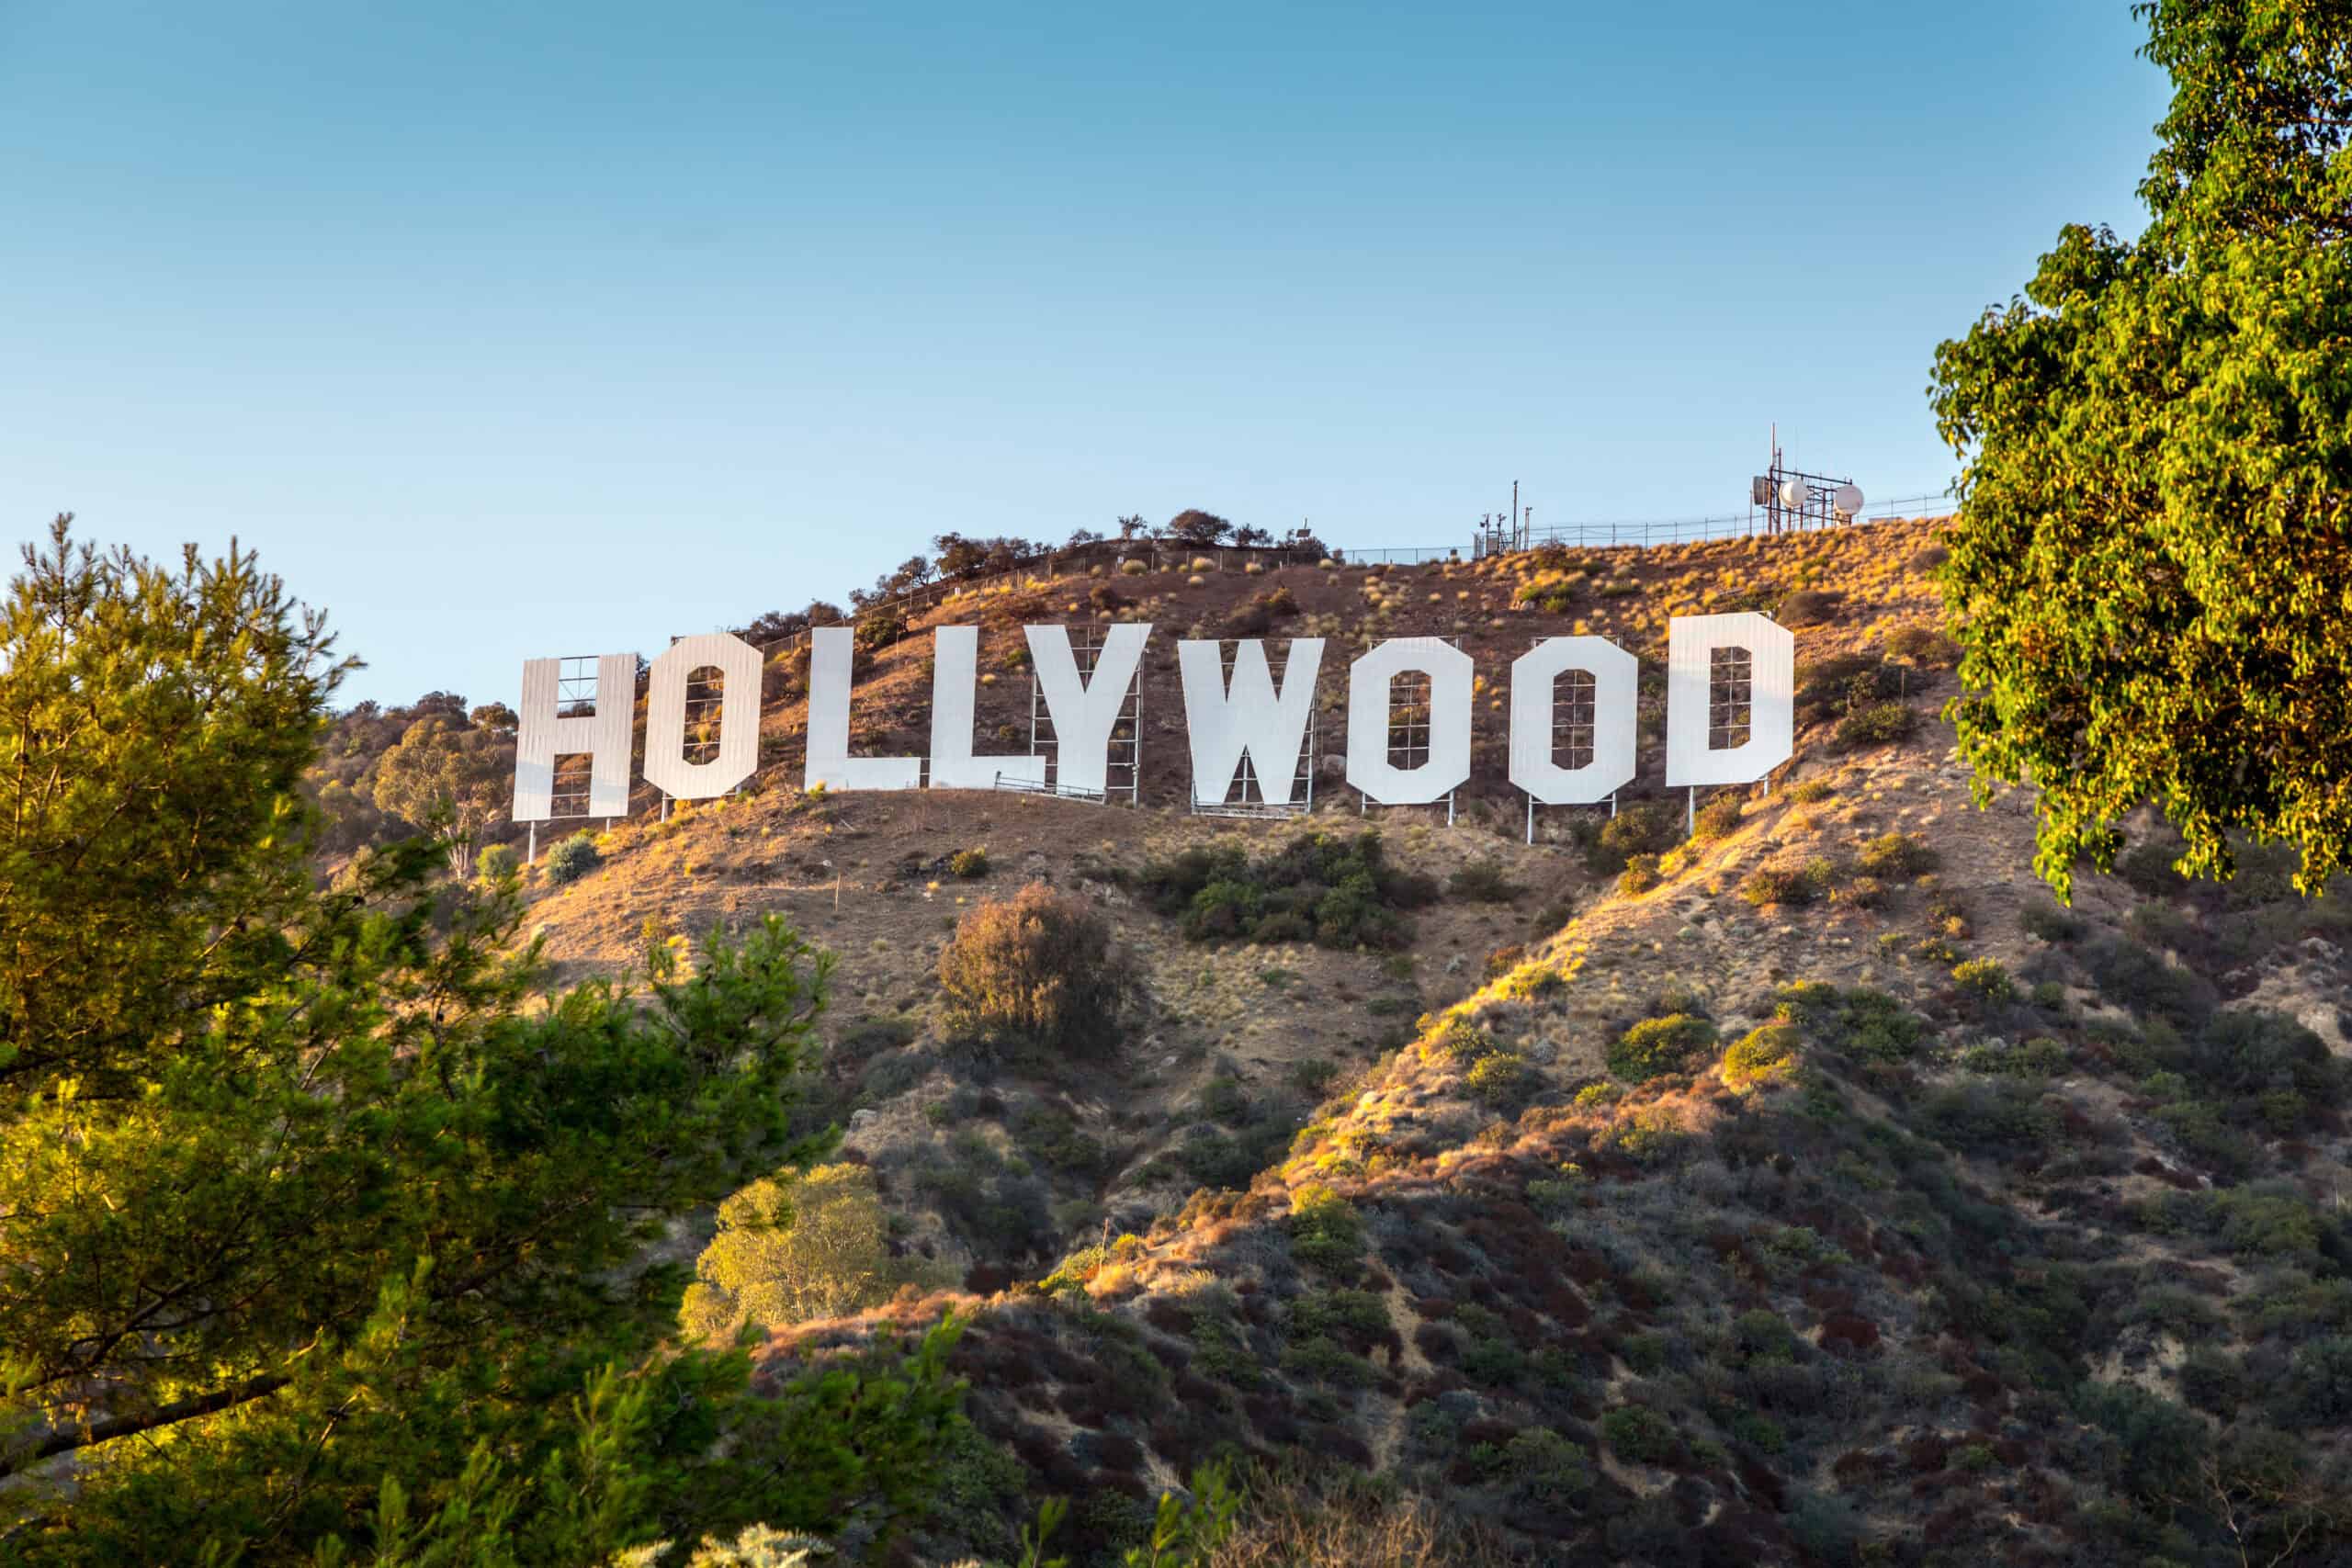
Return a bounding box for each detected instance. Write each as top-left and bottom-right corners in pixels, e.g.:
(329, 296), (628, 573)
(510, 613), (1792, 822)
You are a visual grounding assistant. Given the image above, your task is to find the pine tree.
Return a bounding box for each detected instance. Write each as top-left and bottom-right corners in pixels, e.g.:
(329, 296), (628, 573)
(0, 519), (962, 1563)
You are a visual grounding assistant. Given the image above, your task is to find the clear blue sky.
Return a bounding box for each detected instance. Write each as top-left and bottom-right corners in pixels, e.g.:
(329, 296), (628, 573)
(2, 2), (2171, 706)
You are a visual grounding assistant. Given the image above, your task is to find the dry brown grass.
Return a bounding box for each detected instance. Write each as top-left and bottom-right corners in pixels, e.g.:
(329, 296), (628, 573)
(1206, 1479), (1514, 1568)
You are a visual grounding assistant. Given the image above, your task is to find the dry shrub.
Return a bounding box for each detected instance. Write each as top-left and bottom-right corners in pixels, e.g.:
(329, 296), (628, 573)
(1777, 587), (1841, 626)
(1205, 1479), (1512, 1567)
(938, 881), (1138, 1055)
(1885, 623), (1962, 669)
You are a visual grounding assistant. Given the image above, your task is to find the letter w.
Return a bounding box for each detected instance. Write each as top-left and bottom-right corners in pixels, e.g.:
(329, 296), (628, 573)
(1176, 638), (1324, 807)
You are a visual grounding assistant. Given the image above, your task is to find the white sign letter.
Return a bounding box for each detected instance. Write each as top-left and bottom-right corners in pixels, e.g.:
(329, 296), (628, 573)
(1177, 638), (1324, 807)
(514, 653), (636, 821)
(1346, 637), (1474, 805)
(929, 626), (1046, 791)
(1510, 637), (1638, 804)
(643, 633), (763, 800)
(1027, 623), (1150, 796)
(806, 626), (922, 792)
(1666, 612), (1794, 787)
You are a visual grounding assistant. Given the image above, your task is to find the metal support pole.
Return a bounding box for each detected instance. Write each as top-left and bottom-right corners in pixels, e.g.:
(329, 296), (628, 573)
(1526, 795), (1534, 845)
(1687, 786), (1695, 837)
(527, 821), (537, 866)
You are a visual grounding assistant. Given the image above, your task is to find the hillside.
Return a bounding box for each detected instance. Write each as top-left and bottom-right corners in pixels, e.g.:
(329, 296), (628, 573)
(503, 522), (2352, 1567)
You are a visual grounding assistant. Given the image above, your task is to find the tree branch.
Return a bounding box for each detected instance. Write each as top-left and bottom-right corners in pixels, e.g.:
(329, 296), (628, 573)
(0, 1371), (289, 1479)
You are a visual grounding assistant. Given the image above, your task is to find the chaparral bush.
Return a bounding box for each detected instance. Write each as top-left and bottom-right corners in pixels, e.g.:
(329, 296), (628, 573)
(544, 829), (602, 885)
(938, 881), (1138, 1055)
(1609, 1014), (1720, 1083)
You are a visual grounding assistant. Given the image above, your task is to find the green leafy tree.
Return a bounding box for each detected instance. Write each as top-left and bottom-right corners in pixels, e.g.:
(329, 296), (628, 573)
(0, 520), (960, 1563)
(1930, 1), (2352, 898)
(682, 1164), (900, 1341)
(369, 712), (513, 876)
(1164, 510), (1231, 547)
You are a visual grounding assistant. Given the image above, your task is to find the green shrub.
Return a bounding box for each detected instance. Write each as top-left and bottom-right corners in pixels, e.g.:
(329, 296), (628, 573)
(1609, 1013), (1720, 1082)
(1958, 1035), (2067, 1077)
(1740, 859), (1833, 907)
(2020, 901), (2087, 942)
(853, 609), (906, 652)
(1951, 957), (2017, 1003)
(938, 882), (1138, 1055)
(2113, 838), (2188, 897)
(2205, 1188), (2329, 1262)
(949, 847), (990, 879)
(1789, 778), (1836, 804)
(1289, 1185), (1364, 1276)
(1589, 802), (1678, 874)
(1884, 624), (1962, 669)
(1723, 1021), (1799, 1091)
(2189, 1009), (2346, 1110)
(1787, 1493), (1863, 1563)
(857, 1048), (928, 1100)
(1289, 1288), (1389, 1341)
(2086, 936), (2216, 1027)
(2076, 1382), (2208, 1502)
(475, 842), (518, 882)
(1193, 1076), (1252, 1124)
(1733, 1308), (1799, 1364)
(1493, 960), (1565, 1000)
(2177, 1346), (2247, 1413)
(1835, 874), (1887, 909)
(681, 1163), (901, 1339)
(1618, 854), (1663, 897)
(1008, 1102), (1108, 1177)
(1835, 701), (1917, 749)
(1917, 1080), (2053, 1152)
(1476, 1427), (1593, 1505)
(1607, 1105), (1692, 1165)
(1795, 652), (1903, 723)
(1690, 792), (1746, 842)
(2128, 1283), (2225, 1340)
(1432, 1019), (1495, 1063)
(1777, 588), (1839, 626)
(2282, 1336), (2352, 1427)
(1279, 1335), (1377, 1387)
(544, 830), (601, 886)
(1139, 830), (1435, 950)
(1857, 831), (1938, 879)
(1448, 857), (1522, 902)
(1771, 983), (1926, 1062)
(1600, 1404), (1678, 1465)
(1289, 1057), (1340, 1097)
(1464, 1051), (1537, 1106)
(2154, 1100), (2261, 1179)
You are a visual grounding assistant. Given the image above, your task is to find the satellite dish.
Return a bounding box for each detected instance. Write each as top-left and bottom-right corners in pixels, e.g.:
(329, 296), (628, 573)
(1834, 483), (1865, 516)
(1779, 478), (1808, 509)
